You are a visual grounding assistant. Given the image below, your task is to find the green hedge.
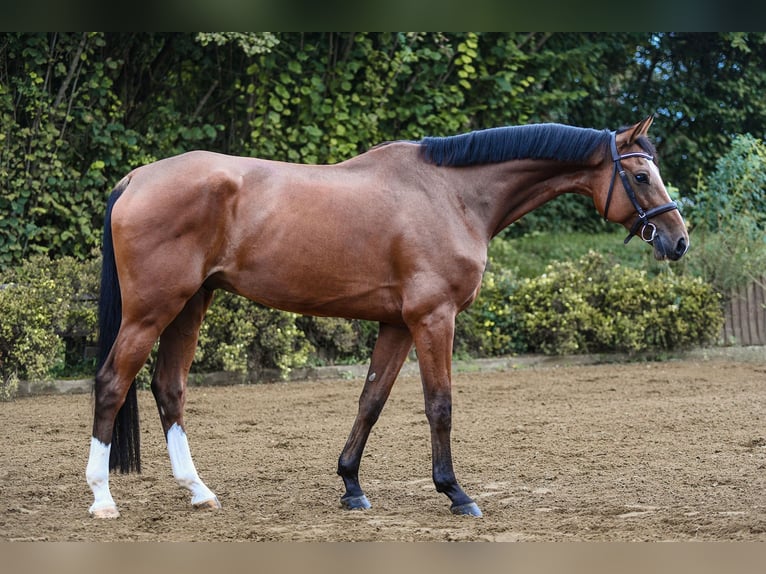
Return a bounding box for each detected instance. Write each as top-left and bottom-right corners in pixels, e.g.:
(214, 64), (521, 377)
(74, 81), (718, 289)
(492, 251), (722, 355)
(0, 282), (62, 399)
(0, 254), (100, 398)
(195, 291), (313, 377)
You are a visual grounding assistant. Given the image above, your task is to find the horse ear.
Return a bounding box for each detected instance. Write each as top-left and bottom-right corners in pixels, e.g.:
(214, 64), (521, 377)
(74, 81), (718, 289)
(627, 115), (654, 144)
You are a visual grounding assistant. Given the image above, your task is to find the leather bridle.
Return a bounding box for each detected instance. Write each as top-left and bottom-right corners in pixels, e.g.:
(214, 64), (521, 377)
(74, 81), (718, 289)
(603, 132), (680, 245)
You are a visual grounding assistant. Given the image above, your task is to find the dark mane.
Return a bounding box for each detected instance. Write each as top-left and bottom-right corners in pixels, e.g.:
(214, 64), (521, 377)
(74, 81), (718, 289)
(419, 123), (612, 167)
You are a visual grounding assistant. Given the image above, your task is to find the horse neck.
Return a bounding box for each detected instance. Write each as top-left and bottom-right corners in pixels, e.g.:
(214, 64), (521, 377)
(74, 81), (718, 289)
(459, 158), (604, 239)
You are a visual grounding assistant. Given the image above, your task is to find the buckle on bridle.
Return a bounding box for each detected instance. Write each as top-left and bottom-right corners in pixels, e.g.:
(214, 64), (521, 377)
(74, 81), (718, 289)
(640, 221), (657, 243)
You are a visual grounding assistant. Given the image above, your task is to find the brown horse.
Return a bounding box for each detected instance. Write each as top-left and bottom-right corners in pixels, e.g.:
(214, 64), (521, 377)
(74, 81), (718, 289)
(86, 116), (688, 518)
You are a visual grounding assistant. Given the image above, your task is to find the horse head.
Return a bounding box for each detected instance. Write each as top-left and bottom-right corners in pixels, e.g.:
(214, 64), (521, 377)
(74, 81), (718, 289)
(595, 116), (689, 261)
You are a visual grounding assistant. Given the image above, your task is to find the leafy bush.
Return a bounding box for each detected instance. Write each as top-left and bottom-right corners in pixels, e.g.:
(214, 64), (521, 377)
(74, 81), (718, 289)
(0, 34), (146, 270)
(681, 134), (766, 293)
(504, 251), (723, 355)
(0, 242), (728, 395)
(456, 268), (525, 358)
(195, 291), (313, 378)
(296, 316), (377, 365)
(0, 282), (63, 400)
(0, 254), (101, 398)
(8, 253), (100, 370)
(489, 228), (670, 280)
(7, 32), (722, 273)
(687, 133), (766, 234)
(0, 253), (372, 386)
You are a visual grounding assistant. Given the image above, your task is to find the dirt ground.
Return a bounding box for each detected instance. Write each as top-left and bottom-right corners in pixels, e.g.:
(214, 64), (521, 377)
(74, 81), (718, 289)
(1, 357), (765, 542)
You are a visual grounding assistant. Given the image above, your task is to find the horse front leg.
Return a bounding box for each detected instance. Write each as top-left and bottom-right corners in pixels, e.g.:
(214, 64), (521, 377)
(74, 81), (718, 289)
(151, 288), (220, 511)
(337, 322), (413, 510)
(409, 307), (482, 517)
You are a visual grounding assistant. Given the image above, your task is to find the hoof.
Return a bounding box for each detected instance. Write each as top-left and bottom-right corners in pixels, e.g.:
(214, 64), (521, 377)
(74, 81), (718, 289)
(340, 494), (371, 510)
(193, 496), (222, 511)
(451, 501), (483, 517)
(90, 505), (120, 519)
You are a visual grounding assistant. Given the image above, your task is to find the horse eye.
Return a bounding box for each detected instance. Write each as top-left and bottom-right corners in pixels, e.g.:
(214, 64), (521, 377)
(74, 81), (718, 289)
(635, 173), (649, 184)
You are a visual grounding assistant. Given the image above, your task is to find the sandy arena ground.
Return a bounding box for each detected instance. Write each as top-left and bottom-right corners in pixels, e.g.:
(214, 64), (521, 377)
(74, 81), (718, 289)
(1, 357), (765, 541)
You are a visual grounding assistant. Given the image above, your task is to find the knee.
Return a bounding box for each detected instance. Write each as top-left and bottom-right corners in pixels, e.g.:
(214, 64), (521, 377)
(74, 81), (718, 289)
(424, 399), (452, 431)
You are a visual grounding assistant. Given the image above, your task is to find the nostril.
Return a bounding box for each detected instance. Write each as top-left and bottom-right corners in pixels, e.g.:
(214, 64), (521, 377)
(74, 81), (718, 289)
(676, 237), (688, 257)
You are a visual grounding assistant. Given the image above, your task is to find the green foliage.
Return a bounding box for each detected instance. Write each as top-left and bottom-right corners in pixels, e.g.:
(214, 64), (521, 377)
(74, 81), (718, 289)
(195, 32), (280, 56)
(0, 282), (63, 400)
(682, 216), (766, 295)
(195, 297), (378, 376)
(489, 229), (671, 280)
(8, 253), (100, 343)
(626, 33), (766, 196)
(501, 194), (610, 238)
(0, 237), (728, 390)
(296, 316), (377, 365)
(239, 32), (486, 164)
(455, 268), (525, 358)
(503, 251), (723, 355)
(681, 134), (766, 292)
(458, 229), (665, 357)
(688, 133), (766, 233)
(0, 254), (100, 397)
(0, 280), (59, 399)
(195, 291), (313, 378)
(0, 33), (145, 270)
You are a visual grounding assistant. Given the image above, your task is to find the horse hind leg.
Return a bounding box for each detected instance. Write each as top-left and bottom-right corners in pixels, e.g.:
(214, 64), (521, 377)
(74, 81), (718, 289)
(88, 321), (163, 518)
(337, 323), (413, 510)
(151, 287), (221, 510)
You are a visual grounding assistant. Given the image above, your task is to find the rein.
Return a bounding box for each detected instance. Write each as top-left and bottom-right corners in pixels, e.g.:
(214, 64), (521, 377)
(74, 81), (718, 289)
(603, 132), (679, 244)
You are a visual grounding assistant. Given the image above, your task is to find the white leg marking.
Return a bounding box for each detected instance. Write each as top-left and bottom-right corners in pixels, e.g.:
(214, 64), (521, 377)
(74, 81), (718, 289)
(167, 423), (220, 508)
(86, 437), (119, 518)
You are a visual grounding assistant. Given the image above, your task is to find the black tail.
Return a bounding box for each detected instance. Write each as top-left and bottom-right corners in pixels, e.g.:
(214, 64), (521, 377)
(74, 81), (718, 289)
(97, 177), (141, 474)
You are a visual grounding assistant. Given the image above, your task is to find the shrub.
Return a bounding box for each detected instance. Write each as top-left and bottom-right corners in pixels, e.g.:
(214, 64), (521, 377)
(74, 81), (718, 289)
(506, 251), (723, 355)
(0, 282), (64, 399)
(0, 253), (376, 385)
(8, 253), (100, 372)
(0, 243), (728, 394)
(195, 291), (313, 378)
(687, 133), (766, 234)
(681, 134), (766, 293)
(456, 268), (525, 358)
(0, 254), (100, 398)
(296, 316), (377, 365)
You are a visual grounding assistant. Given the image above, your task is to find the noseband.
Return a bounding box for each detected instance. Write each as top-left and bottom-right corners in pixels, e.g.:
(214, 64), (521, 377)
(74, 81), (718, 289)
(603, 132), (679, 245)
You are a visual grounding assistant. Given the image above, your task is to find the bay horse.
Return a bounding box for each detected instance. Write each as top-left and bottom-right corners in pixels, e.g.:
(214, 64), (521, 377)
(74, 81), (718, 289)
(86, 116), (688, 519)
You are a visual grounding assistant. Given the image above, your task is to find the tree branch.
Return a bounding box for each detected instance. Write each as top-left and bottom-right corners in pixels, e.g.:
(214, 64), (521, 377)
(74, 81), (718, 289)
(191, 80), (219, 122)
(54, 33), (88, 108)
